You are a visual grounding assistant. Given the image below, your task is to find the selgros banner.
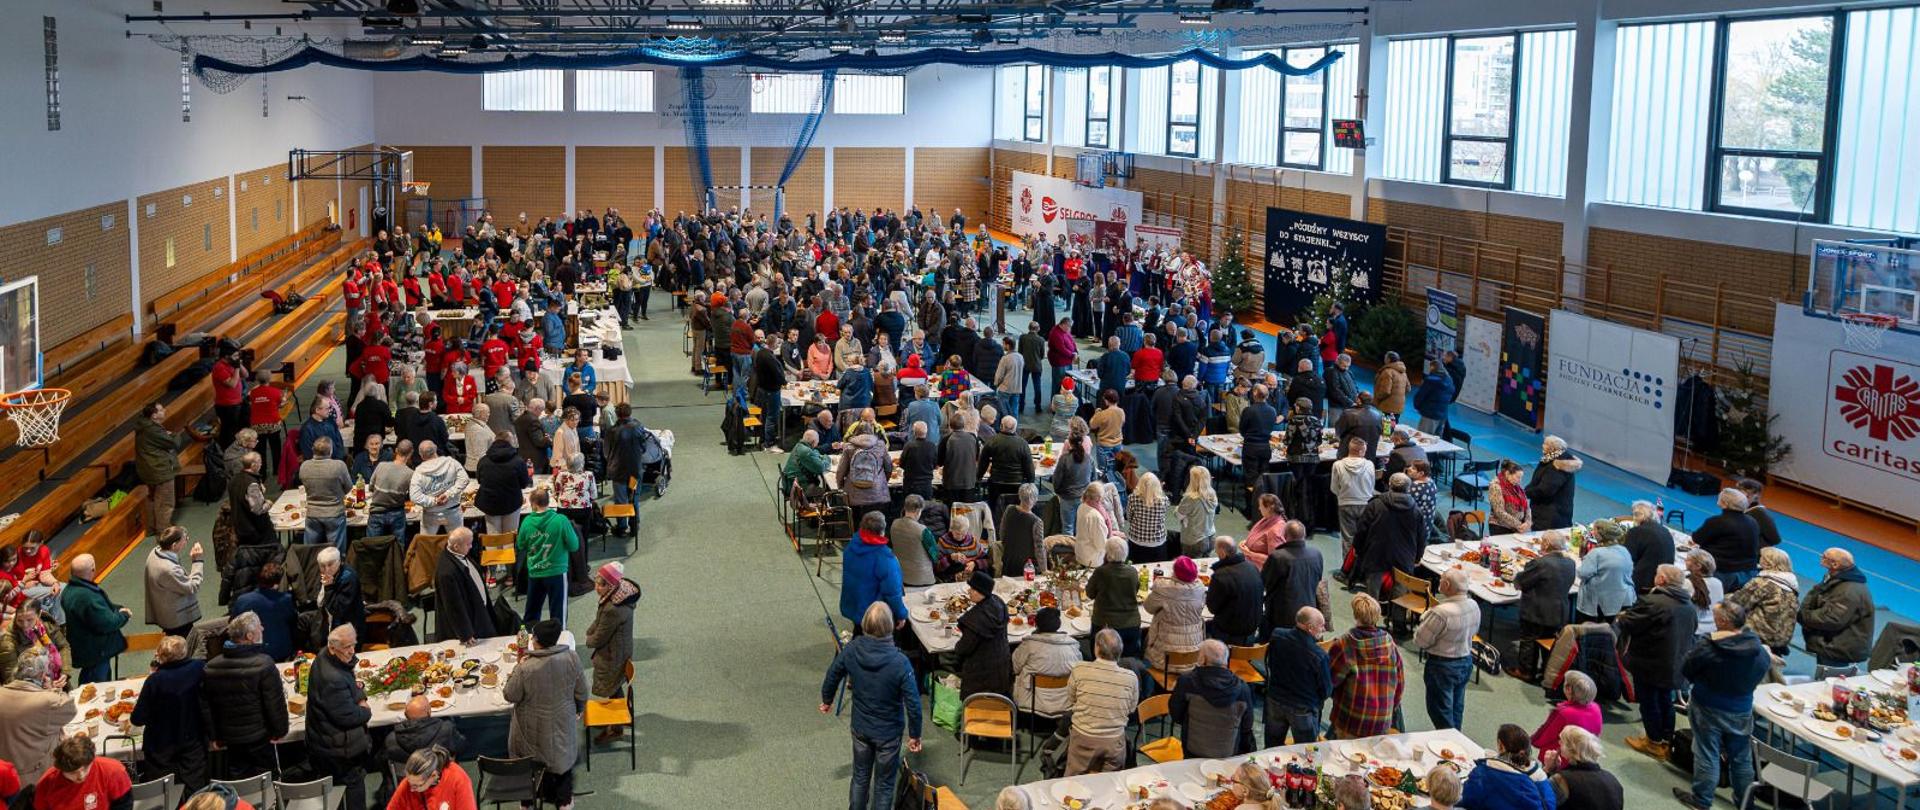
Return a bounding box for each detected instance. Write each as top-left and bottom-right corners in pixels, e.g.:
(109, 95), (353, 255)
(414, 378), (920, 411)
(1008, 170), (1142, 242)
(1262, 207), (1385, 322)
(1425, 288), (1459, 363)
(1497, 306), (1547, 430)
(1769, 303), (1920, 517)
(1543, 310), (1680, 484)
(1459, 315), (1501, 414)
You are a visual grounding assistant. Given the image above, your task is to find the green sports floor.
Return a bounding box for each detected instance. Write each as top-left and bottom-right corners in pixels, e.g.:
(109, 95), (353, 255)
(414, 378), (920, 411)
(90, 307), (1789, 809)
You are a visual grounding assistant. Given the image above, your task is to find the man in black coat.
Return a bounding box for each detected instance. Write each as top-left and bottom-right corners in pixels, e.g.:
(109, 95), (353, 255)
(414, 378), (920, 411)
(1333, 392), (1383, 457)
(1323, 353), (1358, 421)
(1692, 488), (1763, 591)
(1525, 437), (1582, 529)
(603, 404), (650, 537)
(749, 333), (787, 446)
(1261, 520), (1327, 635)
(199, 611), (290, 778)
(434, 529), (496, 644)
(1204, 538), (1264, 645)
(1285, 358), (1326, 418)
(1351, 474), (1426, 598)
(1509, 531), (1577, 680)
(1617, 564), (1696, 760)
(382, 695), (466, 764)
(1623, 501), (1676, 593)
(309, 624), (374, 810)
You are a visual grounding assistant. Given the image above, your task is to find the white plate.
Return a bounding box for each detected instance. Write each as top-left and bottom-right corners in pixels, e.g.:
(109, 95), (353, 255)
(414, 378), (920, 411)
(1178, 783), (1213, 803)
(1769, 688), (1797, 703)
(1068, 614), (1093, 634)
(1426, 740), (1469, 762)
(1483, 584), (1519, 597)
(1805, 719), (1861, 742)
(1198, 760), (1234, 784)
(1874, 668), (1906, 686)
(1882, 742), (1920, 772)
(1123, 774), (1170, 797)
(1052, 780), (1094, 807)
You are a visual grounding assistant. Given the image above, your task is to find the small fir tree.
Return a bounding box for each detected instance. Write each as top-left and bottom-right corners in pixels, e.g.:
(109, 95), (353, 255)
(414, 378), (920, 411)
(1212, 232), (1257, 315)
(1712, 359), (1791, 477)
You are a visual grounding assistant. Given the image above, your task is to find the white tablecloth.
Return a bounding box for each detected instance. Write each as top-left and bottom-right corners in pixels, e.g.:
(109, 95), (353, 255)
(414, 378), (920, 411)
(68, 633), (574, 750)
(1196, 429), (1463, 466)
(905, 559), (1214, 654)
(1754, 667), (1920, 799)
(539, 356), (632, 389)
(1417, 528), (1694, 605)
(822, 444), (1060, 490)
(268, 475), (553, 532)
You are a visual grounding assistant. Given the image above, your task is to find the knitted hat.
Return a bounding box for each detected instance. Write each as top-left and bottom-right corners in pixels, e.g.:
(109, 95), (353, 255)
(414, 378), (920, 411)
(967, 570), (996, 597)
(597, 561), (625, 589)
(1172, 556), (1198, 582)
(1061, 377), (1076, 391)
(1035, 607), (1062, 633)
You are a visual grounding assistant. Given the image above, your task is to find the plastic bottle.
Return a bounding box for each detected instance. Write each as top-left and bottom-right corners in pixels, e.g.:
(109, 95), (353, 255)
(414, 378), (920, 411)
(1656, 496), (1666, 522)
(1023, 559), (1036, 582)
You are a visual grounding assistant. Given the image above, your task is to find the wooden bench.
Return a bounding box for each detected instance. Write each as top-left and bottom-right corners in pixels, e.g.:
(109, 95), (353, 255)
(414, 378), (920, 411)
(53, 485), (149, 580)
(43, 314), (134, 379)
(157, 230), (342, 340)
(149, 221), (329, 325)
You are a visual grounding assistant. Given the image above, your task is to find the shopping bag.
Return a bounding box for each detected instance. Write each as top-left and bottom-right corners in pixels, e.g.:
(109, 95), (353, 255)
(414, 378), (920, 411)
(930, 673), (963, 732)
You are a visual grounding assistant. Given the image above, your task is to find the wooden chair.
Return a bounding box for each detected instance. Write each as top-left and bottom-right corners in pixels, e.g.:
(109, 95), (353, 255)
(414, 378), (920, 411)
(958, 693), (1020, 785)
(1023, 672), (1072, 751)
(1133, 693), (1184, 763)
(601, 486), (638, 553)
(114, 632), (168, 678)
(478, 532), (517, 568)
(1148, 649), (1201, 692)
(1227, 643), (1267, 688)
(935, 786), (971, 810)
(1389, 568), (1434, 635)
(584, 661), (638, 770)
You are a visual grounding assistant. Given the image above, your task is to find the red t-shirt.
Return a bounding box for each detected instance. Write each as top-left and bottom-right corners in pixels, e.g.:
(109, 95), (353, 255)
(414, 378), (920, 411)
(501, 321), (524, 344)
(481, 338), (511, 376)
(492, 280), (516, 306)
(517, 333), (543, 364)
(403, 277), (424, 308)
(342, 278), (364, 309)
(354, 345), (393, 385)
(423, 338), (445, 375)
(248, 384), (285, 426)
(1132, 346), (1165, 383)
(815, 311), (841, 342)
(212, 359), (245, 406)
(33, 757), (131, 810)
(447, 275), (467, 304)
(10, 544), (52, 583)
(427, 272), (447, 301)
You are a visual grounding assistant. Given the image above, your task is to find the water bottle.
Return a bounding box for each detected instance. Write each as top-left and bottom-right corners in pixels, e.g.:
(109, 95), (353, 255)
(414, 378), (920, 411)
(1655, 496), (1666, 522)
(1023, 559), (1036, 582)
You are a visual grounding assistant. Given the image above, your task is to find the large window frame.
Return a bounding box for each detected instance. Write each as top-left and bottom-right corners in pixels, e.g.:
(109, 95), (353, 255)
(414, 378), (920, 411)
(1441, 34), (1519, 189)
(1278, 46), (1330, 170)
(1085, 66), (1113, 148)
(483, 69), (565, 112)
(1166, 60), (1203, 158)
(1022, 64), (1047, 142)
(1703, 12), (1846, 222)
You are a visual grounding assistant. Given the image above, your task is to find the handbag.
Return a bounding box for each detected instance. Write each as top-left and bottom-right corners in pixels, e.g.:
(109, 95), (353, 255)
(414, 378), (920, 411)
(892, 757), (934, 810)
(930, 672), (963, 732)
(1471, 637), (1504, 674)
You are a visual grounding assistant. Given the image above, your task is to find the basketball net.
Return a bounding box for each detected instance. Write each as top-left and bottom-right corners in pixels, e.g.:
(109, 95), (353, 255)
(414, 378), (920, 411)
(1841, 312), (1897, 352)
(2, 388), (70, 447)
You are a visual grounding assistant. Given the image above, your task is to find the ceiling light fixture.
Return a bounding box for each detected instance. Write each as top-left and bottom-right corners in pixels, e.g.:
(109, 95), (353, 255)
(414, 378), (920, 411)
(665, 17), (701, 30)
(436, 48), (468, 56)
(409, 35), (444, 46)
(878, 32), (907, 43)
(1178, 13), (1212, 24)
(827, 42), (852, 52)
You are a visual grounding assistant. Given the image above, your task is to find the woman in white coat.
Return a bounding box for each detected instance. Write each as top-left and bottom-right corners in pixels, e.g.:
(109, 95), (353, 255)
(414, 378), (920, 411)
(1142, 555), (1207, 675)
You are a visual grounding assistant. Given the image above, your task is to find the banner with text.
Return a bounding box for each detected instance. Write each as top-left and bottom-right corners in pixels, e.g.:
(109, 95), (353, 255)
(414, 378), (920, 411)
(1768, 303), (1920, 518)
(1008, 170), (1142, 244)
(1262, 207), (1385, 323)
(1459, 315), (1501, 414)
(1135, 224), (1183, 254)
(1425, 287), (1459, 363)
(1543, 310), (1680, 484)
(1497, 307), (1547, 430)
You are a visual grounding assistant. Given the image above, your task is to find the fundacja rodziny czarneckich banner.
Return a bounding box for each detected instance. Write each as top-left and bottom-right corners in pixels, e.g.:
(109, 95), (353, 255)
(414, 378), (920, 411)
(1769, 303), (1920, 517)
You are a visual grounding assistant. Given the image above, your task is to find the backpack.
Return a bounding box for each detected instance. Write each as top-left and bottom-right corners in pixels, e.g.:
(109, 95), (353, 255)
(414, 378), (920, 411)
(847, 445), (887, 491)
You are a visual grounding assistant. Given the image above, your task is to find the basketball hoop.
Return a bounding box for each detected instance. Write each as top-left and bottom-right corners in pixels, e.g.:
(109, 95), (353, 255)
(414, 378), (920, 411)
(1, 388), (70, 447)
(1841, 312), (1898, 351)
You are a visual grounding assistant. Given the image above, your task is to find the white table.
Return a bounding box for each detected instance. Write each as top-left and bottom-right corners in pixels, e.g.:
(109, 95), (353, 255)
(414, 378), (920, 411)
(67, 633), (575, 751)
(823, 444), (1061, 490)
(1018, 728), (1484, 808)
(539, 356), (632, 390)
(1195, 429), (1463, 466)
(269, 475), (553, 532)
(904, 559), (1214, 654)
(1417, 528), (1694, 606)
(1754, 667), (1920, 810)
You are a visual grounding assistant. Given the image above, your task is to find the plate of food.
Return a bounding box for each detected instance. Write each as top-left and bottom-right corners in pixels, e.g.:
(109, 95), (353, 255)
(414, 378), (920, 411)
(1806, 719), (1859, 742)
(1370, 766), (1407, 788)
(84, 708), (102, 721)
(1123, 774), (1171, 800)
(1883, 741), (1920, 771)
(1427, 741), (1469, 763)
(287, 698), (306, 716)
(104, 702), (135, 723)
(1483, 582), (1520, 598)
(384, 701), (408, 712)
(1051, 780), (1097, 809)
(436, 686), (455, 698)
(429, 699), (448, 710)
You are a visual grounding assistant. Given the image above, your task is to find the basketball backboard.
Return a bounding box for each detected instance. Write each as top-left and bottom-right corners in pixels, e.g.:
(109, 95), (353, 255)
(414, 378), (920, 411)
(0, 277), (41, 394)
(1806, 240), (1920, 331)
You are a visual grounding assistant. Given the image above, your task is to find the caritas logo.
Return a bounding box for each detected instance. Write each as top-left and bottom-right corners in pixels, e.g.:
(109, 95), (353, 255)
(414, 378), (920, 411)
(1041, 196), (1058, 223)
(1019, 187), (1033, 214)
(1112, 205), (1129, 223)
(1825, 351), (1920, 480)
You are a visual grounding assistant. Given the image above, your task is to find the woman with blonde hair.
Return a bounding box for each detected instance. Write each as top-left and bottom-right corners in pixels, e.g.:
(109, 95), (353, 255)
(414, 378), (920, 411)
(1126, 472), (1171, 563)
(1074, 481), (1117, 567)
(1426, 765), (1464, 810)
(1172, 465), (1220, 558)
(1225, 760), (1275, 808)
(1328, 593), (1405, 738)
(1726, 546), (1799, 655)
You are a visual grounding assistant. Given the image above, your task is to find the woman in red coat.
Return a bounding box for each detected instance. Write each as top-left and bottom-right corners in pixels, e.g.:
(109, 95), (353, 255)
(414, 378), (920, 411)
(441, 363), (479, 414)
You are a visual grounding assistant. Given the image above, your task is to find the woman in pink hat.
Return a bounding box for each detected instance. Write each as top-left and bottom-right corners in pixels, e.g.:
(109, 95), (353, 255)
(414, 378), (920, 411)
(1143, 555), (1207, 677)
(585, 561), (642, 740)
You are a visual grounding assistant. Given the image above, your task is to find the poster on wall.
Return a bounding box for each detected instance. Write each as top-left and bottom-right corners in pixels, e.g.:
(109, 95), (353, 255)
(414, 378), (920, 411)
(1262, 207), (1385, 323)
(1008, 170), (1141, 243)
(1135, 224), (1183, 254)
(1768, 303), (1920, 518)
(1458, 315), (1501, 414)
(1425, 288), (1459, 363)
(1542, 310), (1680, 484)
(1496, 306), (1547, 430)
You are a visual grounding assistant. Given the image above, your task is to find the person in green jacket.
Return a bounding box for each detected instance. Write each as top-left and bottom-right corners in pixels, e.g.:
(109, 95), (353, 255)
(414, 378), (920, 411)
(782, 430), (830, 487)
(516, 488), (580, 627)
(1083, 536), (1143, 658)
(135, 401), (186, 534)
(59, 553), (131, 684)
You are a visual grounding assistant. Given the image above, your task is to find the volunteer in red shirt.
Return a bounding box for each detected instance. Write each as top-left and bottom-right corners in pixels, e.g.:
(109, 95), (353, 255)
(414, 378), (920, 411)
(32, 735), (132, 810)
(1132, 333), (1166, 383)
(479, 329), (512, 378)
(815, 307), (840, 343)
(422, 327), (446, 395)
(352, 337), (394, 387)
(446, 272), (467, 307)
(441, 363), (479, 414)
(389, 746), (477, 810)
(342, 271), (365, 319)
(492, 277), (517, 309)
(211, 345), (248, 444)
(402, 273), (424, 309)
(247, 368), (287, 475)
(374, 271), (402, 312)
(426, 267), (448, 308)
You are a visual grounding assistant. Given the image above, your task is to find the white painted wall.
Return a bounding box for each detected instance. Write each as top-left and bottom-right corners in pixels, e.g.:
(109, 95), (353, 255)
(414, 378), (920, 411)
(0, 0), (376, 226)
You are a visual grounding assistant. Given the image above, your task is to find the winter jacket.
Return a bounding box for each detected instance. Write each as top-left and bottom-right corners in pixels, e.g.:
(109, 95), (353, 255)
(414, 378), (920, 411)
(382, 716), (466, 764)
(837, 433), (894, 508)
(199, 641), (289, 746)
(937, 431), (980, 491)
(1526, 454), (1583, 530)
(1143, 580), (1206, 673)
(0, 623), (69, 688)
(1262, 540), (1327, 633)
(1096, 350), (1131, 399)
(1682, 629), (1772, 714)
(1264, 626), (1333, 710)
(59, 576), (128, 671)
(1373, 361), (1410, 414)
(1324, 365), (1358, 409)
(1550, 762), (1623, 810)
(306, 651), (372, 760)
(586, 580), (641, 698)
(0, 681), (71, 779)
(1623, 521), (1675, 592)
(408, 455), (471, 515)
(1460, 757), (1557, 810)
(1413, 371), (1456, 421)
(1749, 505), (1783, 548)
(1615, 585), (1694, 691)
(1353, 492), (1424, 580)
(1726, 570), (1800, 650)
(998, 505), (1045, 578)
(504, 643), (590, 772)
(821, 634), (923, 741)
(1173, 495), (1218, 554)
(954, 594), (1014, 698)
(1204, 553), (1263, 641)
(980, 432), (1034, 485)
(144, 548), (205, 630)
(321, 563), (366, 636)
(131, 658), (206, 756)
(1286, 374), (1326, 418)
(1575, 545), (1636, 618)
(1514, 554), (1577, 629)
(1328, 627), (1404, 738)
(1693, 509), (1763, 574)
(1170, 664), (1255, 758)
(230, 588), (298, 662)
(433, 550), (495, 643)
(1800, 565), (1875, 664)
(474, 442), (532, 516)
(1011, 631), (1081, 714)
(134, 414), (182, 485)
(841, 531), (908, 624)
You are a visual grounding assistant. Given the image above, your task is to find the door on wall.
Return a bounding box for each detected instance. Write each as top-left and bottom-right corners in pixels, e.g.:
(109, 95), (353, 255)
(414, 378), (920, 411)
(358, 186), (371, 237)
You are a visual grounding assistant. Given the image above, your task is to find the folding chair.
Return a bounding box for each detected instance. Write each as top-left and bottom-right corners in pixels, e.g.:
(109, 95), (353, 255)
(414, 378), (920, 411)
(272, 776), (342, 810)
(584, 662), (638, 771)
(1741, 738), (1837, 810)
(127, 773), (174, 810)
(1022, 672), (1072, 752)
(958, 693), (1020, 785)
(1389, 568), (1435, 637)
(210, 773), (274, 809)
(476, 756), (542, 809)
(1228, 643), (1268, 692)
(478, 532), (517, 584)
(1148, 649), (1201, 692)
(1133, 693), (1184, 763)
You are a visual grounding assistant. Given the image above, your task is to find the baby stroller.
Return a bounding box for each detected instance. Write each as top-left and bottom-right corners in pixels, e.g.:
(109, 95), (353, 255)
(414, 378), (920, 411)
(637, 428), (673, 497)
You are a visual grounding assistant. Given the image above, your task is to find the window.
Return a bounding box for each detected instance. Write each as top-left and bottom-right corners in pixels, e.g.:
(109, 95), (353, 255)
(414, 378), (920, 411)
(1444, 35), (1516, 186)
(1167, 60), (1203, 157)
(833, 74), (905, 115)
(1383, 31), (1572, 193)
(1236, 44), (1358, 173)
(1086, 67), (1113, 148)
(1834, 6), (1920, 234)
(484, 70), (564, 112)
(1607, 22), (1716, 209)
(752, 73), (825, 114)
(1710, 16), (1836, 219)
(577, 70), (654, 112)
(1281, 48), (1329, 168)
(1023, 65), (1047, 141)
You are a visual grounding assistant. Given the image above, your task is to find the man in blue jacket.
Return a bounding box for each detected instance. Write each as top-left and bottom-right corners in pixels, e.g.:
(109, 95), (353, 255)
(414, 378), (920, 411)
(1264, 605), (1333, 746)
(821, 601), (923, 810)
(1675, 601), (1772, 810)
(1412, 358), (1457, 435)
(1095, 336), (1131, 401)
(839, 512), (908, 627)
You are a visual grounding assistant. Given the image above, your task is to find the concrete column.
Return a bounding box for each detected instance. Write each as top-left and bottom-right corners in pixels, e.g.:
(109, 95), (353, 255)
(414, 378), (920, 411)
(564, 145), (577, 215)
(1353, 32), (1384, 223)
(1563, 6), (1617, 302)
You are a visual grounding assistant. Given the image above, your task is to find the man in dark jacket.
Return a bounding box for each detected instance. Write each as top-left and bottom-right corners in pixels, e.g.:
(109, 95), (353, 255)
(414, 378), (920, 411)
(513, 400), (552, 474)
(1261, 520), (1327, 635)
(1204, 538), (1264, 645)
(970, 326), (1005, 386)
(1095, 337), (1131, 401)
(1323, 353), (1358, 422)
(310, 624), (374, 810)
(1169, 640), (1255, 758)
(979, 415), (1035, 506)
(820, 601), (923, 810)
(1508, 531), (1577, 680)
(749, 333), (787, 446)
(60, 554), (130, 684)
(1799, 548), (1875, 668)
(200, 611), (290, 778)
(1264, 605), (1332, 745)
(1332, 392), (1383, 458)
(954, 570), (1013, 698)
(130, 635), (209, 794)
(1675, 602), (1772, 810)
(1351, 474), (1425, 598)
(1285, 359), (1326, 418)
(434, 529), (496, 644)
(897, 422), (939, 500)
(317, 547), (367, 638)
(1617, 564), (1695, 760)
(1736, 478), (1783, 548)
(1623, 501), (1675, 592)
(1525, 438), (1582, 529)
(1167, 377), (1208, 450)
(602, 404), (649, 537)
(1693, 489), (1762, 591)
(383, 695), (466, 764)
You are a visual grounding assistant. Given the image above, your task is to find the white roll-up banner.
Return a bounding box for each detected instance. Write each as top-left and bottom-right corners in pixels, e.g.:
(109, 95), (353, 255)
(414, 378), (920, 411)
(1543, 309), (1681, 484)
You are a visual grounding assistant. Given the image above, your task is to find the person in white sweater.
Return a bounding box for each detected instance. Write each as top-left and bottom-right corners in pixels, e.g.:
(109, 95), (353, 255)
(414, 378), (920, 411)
(409, 441), (472, 535)
(465, 402), (497, 473)
(1329, 436), (1378, 575)
(1074, 481), (1121, 567)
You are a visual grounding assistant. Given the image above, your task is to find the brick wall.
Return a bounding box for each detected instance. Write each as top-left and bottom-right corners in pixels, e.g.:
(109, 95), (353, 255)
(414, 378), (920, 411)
(1586, 227), (1795, 335)
(989, 148), (1047, 231)
(1222, 179), (1352, 303)
(395, 146), (473, 228)
(479, 146), (565, 224)
(833, 147), (906, 211)
(1365, 198), (1563, 260)
(0, 202), (132, 349)
(298, 177), (339, 229)
(912, 147), (989, 224)
(576, 146), (656, 220)
(345, 142), (377, 235)
(1124, 166), (1216, 263)
(233, 163), (294, 257)
(750, 147), (822, 219)
(136, 177), (232, 306)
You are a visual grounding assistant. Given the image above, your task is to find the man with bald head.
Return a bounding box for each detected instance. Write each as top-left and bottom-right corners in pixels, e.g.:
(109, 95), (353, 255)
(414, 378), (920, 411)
(1799, 547), (1875, 668)
(383, 695), (465, 766)
(1263, 606), (1331, 746)
(980, 413), (1035, 506)
(59, 553), (131, 683)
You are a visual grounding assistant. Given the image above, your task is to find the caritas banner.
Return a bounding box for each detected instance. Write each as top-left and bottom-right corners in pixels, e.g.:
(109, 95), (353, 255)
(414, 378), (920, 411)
(1769, 303), (1920, 517)
(1008, 170), (1142, 243)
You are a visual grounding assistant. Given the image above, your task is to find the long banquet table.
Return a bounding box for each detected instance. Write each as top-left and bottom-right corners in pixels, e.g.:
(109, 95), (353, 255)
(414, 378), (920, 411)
(1195, 429), (1463, 466)
(1753, 664), (1920, 810)
(905, 559), (1215, 655)
(823, 443), (1061, 491)
(1416, 527), (1694, 606)
(268, 475), (553, 533)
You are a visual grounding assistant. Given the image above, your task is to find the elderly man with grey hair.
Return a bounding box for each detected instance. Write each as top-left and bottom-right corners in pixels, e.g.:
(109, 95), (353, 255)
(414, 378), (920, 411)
(898, 421), (939, 501)
(1170, 638), (1256, 758)
(1676, 600), (1771, 810)
(59, 552), (130, 684)
(1619, 563), (1699, 760)
(981, 412), (1035, 506)
(1384, 425), (1428, 478)
(1351, 472), (1424, 598)
(409, 439), (471, 536)
(1694, 488), (1762, 591)
(514, 397), (552, 472)
(316, 546), (366, 638)
(1800, 547), (1875, 668)
(1065, 628), (1140, 776)
(1264, 605), (1332, 745)
(820, 601), (922, 810)
(0, 648), (76, 778)
(1410, 568), (1480, 730)
(199, 610), (288, 779)
(1206, 536), (1264, 645)
(309, 624), (373, 810)
(1510, 529), (1578, 682)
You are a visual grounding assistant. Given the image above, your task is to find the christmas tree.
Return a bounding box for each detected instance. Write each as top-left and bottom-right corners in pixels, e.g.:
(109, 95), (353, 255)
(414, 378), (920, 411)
(1712, 359), (1790, 477)
(1213, 231), (1257, 315)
